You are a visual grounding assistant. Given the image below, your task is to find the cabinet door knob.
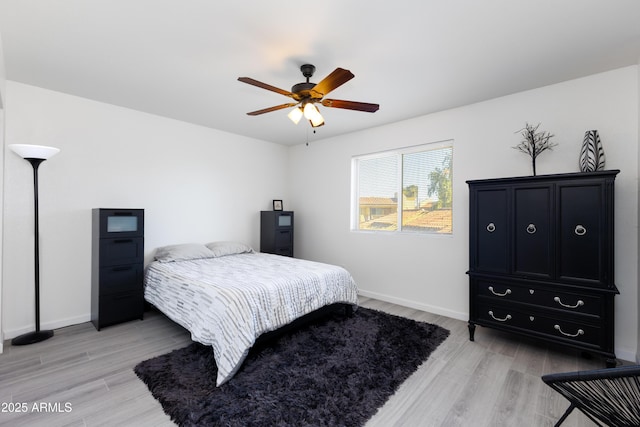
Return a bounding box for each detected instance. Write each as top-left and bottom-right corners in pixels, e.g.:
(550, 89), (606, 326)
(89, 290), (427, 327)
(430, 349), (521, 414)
(526, 223), (537, 234)
(574, 224), (587, 236)
(488, 286), (511, 297)
(488, 311), (512, 322)
(486, 223), (496, 233)
(553, 296), (584, 309)
(554, 324), (584, 338)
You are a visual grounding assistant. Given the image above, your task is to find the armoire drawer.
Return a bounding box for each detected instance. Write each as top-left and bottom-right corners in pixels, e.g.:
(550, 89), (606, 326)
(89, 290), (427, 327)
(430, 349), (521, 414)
(275, 230), (292, 247)
(99, 237), (143, 266)
(473, 279), (603, 317)
(98, 291), (144, 327)
(271, 246), (293, 257)
(475, 302), (603, 349)
(99, 264), (143, 294)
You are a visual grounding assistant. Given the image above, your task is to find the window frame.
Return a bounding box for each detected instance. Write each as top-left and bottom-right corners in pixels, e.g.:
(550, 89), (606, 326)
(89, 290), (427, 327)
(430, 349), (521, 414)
(350, 140), (453, 235)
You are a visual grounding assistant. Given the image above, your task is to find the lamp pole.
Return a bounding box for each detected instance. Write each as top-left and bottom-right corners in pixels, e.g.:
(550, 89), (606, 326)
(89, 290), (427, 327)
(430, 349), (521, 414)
(29, 158), (46, 338)
(9, 144), (59, 345)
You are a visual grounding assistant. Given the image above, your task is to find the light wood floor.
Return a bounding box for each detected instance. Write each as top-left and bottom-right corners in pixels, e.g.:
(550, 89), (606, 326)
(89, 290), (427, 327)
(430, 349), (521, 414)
(0, 297), (613, 427)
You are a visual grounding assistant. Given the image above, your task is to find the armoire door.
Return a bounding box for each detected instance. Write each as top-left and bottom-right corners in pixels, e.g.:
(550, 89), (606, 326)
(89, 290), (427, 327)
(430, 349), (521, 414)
(472, 188), (509, 273)
(513, 185), (552, 278)
(557, 181), (608, 286)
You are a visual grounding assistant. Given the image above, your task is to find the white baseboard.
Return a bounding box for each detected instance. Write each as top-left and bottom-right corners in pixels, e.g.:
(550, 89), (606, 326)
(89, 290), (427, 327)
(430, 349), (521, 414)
(358, 289), (468, 321)
(4, 314), (91, 340)
(616, 348), (638, 364)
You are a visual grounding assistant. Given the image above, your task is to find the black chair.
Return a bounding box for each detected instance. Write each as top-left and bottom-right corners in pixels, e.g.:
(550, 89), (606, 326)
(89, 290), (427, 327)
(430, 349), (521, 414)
(542, 365), (640, 426)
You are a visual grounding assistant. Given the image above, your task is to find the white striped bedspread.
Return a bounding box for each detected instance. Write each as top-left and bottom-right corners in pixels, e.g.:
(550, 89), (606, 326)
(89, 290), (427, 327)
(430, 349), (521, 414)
(144, 252), (359, 386)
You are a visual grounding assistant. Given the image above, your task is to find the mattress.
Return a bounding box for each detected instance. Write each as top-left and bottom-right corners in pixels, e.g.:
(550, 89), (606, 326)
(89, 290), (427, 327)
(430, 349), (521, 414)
(144, 252), (359, 385)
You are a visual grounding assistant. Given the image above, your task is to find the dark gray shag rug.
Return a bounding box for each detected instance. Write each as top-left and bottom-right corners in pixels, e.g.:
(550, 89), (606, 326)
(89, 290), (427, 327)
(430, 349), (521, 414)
(134, 306), (449, 427)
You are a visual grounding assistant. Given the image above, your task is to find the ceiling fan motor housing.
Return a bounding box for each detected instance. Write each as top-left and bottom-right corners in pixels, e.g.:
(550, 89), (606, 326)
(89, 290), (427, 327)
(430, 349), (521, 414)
(291, 82), (316, 97)
(292, 64), (318, 99)
(300, 64), (316, 79)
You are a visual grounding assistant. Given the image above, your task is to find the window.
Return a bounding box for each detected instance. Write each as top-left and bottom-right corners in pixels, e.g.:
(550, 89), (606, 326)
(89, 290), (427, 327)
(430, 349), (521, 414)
(352, 141), (453, 234)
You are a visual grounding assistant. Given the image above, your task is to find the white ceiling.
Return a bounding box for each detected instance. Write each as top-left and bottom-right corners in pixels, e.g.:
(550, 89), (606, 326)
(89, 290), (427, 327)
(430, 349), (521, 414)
(1, 1), (639, 146)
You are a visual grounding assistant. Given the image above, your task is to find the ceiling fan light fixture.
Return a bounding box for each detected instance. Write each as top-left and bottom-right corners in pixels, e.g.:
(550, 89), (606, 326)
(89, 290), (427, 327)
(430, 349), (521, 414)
(310, 117), (325, 128)
(287, 106), (303, 124)
(309, 108), (325, 127)
(303, 102), (319, 120)
(304, 102), (324, 126)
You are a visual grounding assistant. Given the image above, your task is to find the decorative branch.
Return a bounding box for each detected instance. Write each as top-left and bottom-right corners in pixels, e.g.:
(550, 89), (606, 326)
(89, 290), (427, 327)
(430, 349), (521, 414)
(513, 122), (557, 176)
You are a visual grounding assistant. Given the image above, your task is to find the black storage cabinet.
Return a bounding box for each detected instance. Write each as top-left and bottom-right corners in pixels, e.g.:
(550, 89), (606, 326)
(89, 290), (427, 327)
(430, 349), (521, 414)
(91, 208), (144, 330)
(467, 170), (619, 366)
(260, 211), (294, 257)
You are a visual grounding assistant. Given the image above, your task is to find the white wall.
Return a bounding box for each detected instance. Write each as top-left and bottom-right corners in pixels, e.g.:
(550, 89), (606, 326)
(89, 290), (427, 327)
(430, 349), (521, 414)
(0, 31), (6, 352)
(2, 81), (289, 338)
(637, 60), (640, 364)
(289, 66), (639, 362)
(0, 29), (5, 105)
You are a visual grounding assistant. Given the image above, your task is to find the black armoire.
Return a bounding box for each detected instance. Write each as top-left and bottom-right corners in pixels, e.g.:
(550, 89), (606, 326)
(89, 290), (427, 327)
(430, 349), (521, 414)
(467, 170), (619, 366)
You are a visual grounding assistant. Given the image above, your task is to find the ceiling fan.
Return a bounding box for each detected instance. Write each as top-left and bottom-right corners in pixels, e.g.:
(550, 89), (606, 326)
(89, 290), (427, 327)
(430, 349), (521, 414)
(238, 64), (379, 128)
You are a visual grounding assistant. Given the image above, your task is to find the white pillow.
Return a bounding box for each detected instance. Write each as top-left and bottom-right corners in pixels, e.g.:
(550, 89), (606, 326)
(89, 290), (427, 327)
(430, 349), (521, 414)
(205, 241), (254, 257)
(154, 243), (215, 263)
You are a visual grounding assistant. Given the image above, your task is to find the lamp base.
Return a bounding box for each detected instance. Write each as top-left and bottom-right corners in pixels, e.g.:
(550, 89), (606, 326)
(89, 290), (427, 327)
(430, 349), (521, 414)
(11, 330), (54, 346)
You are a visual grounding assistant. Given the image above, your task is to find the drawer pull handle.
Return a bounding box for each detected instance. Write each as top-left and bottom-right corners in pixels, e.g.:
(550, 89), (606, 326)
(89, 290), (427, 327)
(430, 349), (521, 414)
(554, 324), (584, 338)
(486, 223), (496, 233)
(554, 296), (584, 309)
(114, 239), (133, 244)
(526, 223), (537, 234)
(488, 311), (512, 322)
(488, 286), (511, 297)
(574, 225), (587, 236)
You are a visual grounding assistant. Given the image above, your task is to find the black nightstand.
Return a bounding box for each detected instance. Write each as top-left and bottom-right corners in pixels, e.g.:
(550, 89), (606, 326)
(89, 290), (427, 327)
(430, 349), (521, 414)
(260, 211), (294, 257)
(91, 208), (144, 330)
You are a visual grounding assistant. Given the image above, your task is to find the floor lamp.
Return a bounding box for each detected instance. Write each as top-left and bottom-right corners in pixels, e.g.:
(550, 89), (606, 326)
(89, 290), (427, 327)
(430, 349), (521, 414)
(8, 143), (60, 345)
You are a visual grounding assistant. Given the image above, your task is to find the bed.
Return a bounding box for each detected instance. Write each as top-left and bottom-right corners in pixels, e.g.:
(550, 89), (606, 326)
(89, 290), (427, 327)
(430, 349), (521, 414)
(143, 241), (359, 386)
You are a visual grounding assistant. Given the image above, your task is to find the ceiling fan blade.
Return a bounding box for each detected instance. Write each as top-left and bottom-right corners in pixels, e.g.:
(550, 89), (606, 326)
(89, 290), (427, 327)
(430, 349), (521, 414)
(238, 77), (295, 98)
(246, 103), (298, 116)
(310, 68), (355, 97)
(321, 99), (379, 113)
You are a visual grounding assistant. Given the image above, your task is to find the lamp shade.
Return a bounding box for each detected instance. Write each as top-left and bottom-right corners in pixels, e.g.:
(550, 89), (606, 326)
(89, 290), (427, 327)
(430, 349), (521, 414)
(303, 103), (325, 127)
(303, 103), (320, 120)
(9, 144), (60, 160)
(287, 107), (303, 124)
